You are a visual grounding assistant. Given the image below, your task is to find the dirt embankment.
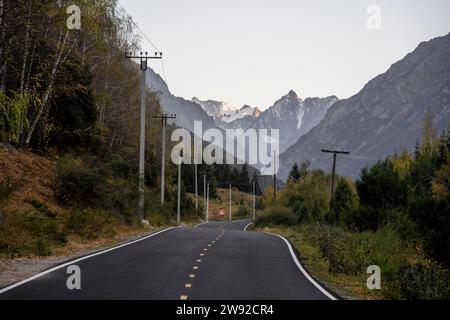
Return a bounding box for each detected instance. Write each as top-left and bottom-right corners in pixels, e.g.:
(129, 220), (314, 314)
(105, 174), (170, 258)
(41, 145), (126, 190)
(0, 145), (59, 214)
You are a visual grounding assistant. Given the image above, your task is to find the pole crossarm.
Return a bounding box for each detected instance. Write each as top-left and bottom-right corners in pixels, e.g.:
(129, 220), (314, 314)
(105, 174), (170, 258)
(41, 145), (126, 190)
(153, 113), (177, 123)
(321, 149), (350, 155)
(125, 51), (163, 71)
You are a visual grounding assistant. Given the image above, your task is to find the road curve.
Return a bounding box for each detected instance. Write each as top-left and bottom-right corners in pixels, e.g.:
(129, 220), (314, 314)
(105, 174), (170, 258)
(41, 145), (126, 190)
(0, 219), (336, 300)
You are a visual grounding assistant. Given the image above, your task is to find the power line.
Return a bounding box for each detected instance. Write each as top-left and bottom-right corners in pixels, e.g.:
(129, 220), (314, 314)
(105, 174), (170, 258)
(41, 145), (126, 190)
(115, 2), (160, 52)
(115, 2), (169, 86)
(160, 58), (168, 85)
(348, 155), (380, 161)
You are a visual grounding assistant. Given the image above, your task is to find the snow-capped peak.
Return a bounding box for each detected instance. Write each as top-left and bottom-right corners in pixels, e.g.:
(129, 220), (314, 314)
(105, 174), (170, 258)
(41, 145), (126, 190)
(221, 105), (261, 123)
(191, 97), (236, 119)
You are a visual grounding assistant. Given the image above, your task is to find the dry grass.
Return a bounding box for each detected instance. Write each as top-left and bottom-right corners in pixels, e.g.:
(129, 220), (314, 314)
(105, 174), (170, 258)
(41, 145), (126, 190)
(0, 149), (61, 214)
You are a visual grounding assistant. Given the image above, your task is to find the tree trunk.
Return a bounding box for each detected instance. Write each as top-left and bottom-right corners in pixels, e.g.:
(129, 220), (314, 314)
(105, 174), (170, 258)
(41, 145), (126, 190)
(100, 47), (111, 125)
(24, 30), (70, 147)
(0, 60), (7, 93)
(19, 8), (32, 94)
(24, 39), (37, 91)
(0, 0), (4, 58)
(0, 0), (7, 93)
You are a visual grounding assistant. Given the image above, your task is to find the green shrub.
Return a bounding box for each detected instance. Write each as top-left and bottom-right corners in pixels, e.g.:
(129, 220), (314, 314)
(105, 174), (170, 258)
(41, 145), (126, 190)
(23, 211), (68, 246)
(0, 210), (67, 257)
(316, 225), (403, 275)
(66, 209), (118, 240)
(385, 262), (450, 300)
(36, 239), (52, 256)
(56, 165), (104, 207)
(0, 91), (30, 143)
(286, 170), (329, 223)
(0, 176), (19, 204)
(256, 207), (297, 227)
(108, 159), (134, 179)
(235, 206), (250, 219)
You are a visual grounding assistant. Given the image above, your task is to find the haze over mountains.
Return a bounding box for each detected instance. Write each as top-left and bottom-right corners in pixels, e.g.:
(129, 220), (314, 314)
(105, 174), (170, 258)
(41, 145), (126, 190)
(147, 33), (450, 181)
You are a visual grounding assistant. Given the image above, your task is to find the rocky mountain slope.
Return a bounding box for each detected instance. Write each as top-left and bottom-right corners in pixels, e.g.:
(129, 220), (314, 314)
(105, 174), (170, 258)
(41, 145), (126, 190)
(279, 33), (450, 181)
(217, 91), (338, 152)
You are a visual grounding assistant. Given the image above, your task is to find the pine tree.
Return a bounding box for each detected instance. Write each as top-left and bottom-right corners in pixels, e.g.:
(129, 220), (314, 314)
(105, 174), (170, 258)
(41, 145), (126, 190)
(288, 162), (301, 182)
(299, 160), (311, 180)
(240, 164), (251, 192)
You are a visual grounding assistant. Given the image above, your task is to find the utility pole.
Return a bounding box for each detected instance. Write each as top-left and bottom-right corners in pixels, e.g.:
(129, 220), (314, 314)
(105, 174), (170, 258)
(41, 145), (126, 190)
(321, 149), (350, 204)
(125, 51), (162, 222)
(195, 164), (198, 212)
(229, 184), (232, 221)
(253, 181), (256, 220)
(206, 183), (210, 223)
(273, 151), (277, 207)
(153, 113), (176, 204)
(177, 157), (181, 225)
(203, 174), (206, 215)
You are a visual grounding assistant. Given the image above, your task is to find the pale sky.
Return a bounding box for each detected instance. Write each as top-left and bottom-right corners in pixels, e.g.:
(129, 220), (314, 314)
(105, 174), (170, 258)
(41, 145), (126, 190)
(119, 0), (450, 110)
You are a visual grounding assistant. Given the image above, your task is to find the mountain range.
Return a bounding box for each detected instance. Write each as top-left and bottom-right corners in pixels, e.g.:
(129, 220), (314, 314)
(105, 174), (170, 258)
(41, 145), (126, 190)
(279, 32), (450, 180)
(146, 32), (450, 181)
(216, 91), (338, 153)
(147, 72), (337, 154)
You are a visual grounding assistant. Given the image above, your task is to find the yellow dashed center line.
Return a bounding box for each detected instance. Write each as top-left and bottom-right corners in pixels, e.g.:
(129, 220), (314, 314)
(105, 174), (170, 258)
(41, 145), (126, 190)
(179, 233), (226, 300)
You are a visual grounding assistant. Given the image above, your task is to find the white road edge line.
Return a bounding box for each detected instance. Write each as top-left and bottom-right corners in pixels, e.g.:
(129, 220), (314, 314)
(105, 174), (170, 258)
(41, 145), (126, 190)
(0, 227), (177, 295)
(266, 232), (338, 301)
(244, 222), (253, 231)
(194, 222), (208, 228)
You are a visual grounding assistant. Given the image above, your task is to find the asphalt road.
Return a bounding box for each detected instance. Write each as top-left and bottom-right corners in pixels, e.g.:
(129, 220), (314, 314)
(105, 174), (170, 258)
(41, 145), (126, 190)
(0, 219), (336, 300)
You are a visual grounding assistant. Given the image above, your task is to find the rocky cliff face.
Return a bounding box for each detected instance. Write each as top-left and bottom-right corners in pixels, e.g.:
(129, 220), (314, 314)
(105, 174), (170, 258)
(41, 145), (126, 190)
(146, 68), (217, 132)
(217, 90), (338, 153)
(279, 33), (450, 181)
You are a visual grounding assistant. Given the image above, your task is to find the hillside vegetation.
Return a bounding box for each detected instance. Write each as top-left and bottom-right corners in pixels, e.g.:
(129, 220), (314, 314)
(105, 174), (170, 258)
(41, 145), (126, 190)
(0, 1), (259, 258)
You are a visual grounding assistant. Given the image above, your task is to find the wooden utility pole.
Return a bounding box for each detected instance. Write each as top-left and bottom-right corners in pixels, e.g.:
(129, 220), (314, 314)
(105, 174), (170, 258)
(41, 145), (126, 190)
(321, 149), (350, 204)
